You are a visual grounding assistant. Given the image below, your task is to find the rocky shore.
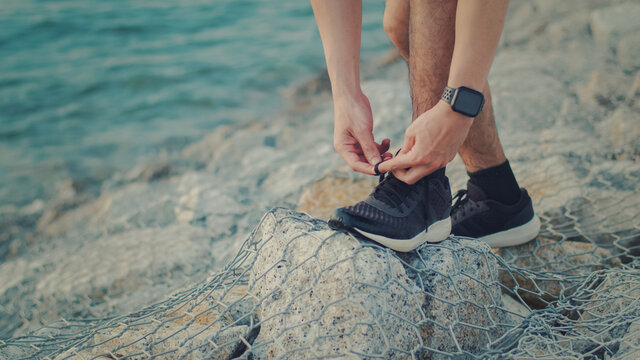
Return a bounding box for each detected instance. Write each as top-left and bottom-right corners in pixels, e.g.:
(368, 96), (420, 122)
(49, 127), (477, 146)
(1, 0), (640, 358)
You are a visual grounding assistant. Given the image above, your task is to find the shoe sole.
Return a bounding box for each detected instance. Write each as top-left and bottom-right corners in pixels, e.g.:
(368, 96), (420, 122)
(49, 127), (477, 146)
(352, 217), (452, 253)
(478, 215), (541, 248)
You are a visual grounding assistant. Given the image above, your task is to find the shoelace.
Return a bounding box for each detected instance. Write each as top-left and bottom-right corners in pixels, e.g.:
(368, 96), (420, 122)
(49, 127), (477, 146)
(452, 189), (468, 210)
(452, 189), (484, 218)
(372, 172), (412, 208)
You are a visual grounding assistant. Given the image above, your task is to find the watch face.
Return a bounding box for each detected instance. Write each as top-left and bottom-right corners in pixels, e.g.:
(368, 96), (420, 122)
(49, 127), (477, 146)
(452, 87), (484, 117)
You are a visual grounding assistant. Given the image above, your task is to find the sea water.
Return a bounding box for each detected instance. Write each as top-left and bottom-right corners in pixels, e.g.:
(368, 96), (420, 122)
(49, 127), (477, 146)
(0, 0), (391, 208)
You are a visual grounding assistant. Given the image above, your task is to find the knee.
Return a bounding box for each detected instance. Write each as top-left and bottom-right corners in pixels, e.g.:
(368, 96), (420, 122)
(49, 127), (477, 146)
(383, 13), (403, 46)
(383, 9), (409, 60)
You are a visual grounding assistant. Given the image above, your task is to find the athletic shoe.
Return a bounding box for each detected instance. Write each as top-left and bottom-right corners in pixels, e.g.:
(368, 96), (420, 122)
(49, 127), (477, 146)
(328, 170), (452, 252)
(450, 181), (540, 247)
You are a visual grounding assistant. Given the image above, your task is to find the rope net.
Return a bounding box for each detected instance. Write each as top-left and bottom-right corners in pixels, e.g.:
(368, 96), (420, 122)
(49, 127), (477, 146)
(1, 152), (639, 359)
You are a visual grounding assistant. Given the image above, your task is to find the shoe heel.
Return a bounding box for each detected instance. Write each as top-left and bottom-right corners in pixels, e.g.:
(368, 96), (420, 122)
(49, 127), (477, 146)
(426, 217), (452, 243)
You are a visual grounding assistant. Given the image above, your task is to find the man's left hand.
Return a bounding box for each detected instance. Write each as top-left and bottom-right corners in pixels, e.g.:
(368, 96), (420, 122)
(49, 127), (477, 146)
(377, 100), (474, 184)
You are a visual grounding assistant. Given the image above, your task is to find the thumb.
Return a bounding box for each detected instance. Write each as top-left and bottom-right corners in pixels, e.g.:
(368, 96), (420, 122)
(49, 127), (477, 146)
(356, 132), (382, 165)
(377, 151), (416, 173)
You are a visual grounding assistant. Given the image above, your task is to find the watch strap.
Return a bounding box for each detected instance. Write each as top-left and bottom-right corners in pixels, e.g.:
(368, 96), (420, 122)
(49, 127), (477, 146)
(441, 86), (455, 104)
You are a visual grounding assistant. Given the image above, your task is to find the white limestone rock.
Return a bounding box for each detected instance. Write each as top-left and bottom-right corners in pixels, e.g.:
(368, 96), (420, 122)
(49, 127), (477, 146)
(597, 106), (640, 149)
(497, 238), (619, 308)
(576, 69), (633, 110)
(627, 73), (640, 111)
(617, 319), (640, 360)
(617, 32), (640, 72)
(591, 3), (640, 52)
(90, 323), (248, 360)
(248, 208), (510, 359)
(501, 294), (532, 324)
(400, 238), (512, 358)
(570, 270), (640, 356)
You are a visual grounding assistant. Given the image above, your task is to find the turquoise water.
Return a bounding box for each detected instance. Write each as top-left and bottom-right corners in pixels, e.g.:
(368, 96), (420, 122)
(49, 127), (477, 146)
(0, 0), (390, 207)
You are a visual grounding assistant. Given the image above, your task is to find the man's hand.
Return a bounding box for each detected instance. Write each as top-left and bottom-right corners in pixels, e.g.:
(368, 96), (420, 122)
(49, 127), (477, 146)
(377, 100), (474, 183)
(334, 92), (391, 175)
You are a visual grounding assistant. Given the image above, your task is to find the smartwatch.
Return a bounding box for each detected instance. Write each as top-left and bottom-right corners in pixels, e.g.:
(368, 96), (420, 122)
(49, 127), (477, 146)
(441, 86), (485, 117)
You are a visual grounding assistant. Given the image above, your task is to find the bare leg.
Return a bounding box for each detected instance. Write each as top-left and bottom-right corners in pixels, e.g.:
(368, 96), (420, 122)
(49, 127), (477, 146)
(458, 83), (506, 172)
(408, 0), (456, 119)
(407, 0), (506, 172)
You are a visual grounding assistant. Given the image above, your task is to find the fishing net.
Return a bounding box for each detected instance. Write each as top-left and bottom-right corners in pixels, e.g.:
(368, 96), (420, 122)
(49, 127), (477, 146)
(1, 146), (639, 359)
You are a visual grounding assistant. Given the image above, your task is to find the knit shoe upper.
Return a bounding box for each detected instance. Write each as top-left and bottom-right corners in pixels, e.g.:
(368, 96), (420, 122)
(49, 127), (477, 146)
(451, 181), (540, 248)
(329, 171), (452, 251)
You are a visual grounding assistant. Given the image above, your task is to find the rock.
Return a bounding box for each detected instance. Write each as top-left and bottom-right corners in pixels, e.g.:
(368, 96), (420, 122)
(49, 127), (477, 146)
(84, 284), (256, 359)
(597, 106), (640, 149)
(496, 237), (620, 308)
(576, 69), (633, 110)
(248, 208), (510, 359)
(542, 11), (591, 46)
(514, 156), (584, 214)
(591, 3), (640, 52)
(501, 294), (531, 324)
(33, 225), (214, 300)
(568, 270), (640, 356)
(297, 173), (376, 220)
(53, 348), (92, 360)
(90, 323), (248, 359)
(617, 318), (640, 360)
(0, 223), (227, 337)
(491, 69), (566, 132)
(181, 125), (233, 164)
(19, 199), (44, 216)
(182, 122), (291, 173)
(626, 73), (640, 111)
(617, 32), (640, 72)
(401, 239), (513, 358)
(532, 0), (627, 19)
(36, 179), (94, 231)
(126, 161), (173, 183)
(284, 70), (332, 110)
(501, 1), (544, 47)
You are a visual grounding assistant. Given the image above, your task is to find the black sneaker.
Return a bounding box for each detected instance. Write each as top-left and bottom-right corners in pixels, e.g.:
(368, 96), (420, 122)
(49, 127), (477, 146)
(450, 181), (540, 247)
(328, 169), (452, 252)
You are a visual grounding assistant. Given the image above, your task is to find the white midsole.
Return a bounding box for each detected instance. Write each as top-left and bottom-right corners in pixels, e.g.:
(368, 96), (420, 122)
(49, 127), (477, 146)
(353, 217), (452, 253)
(479, 215), (541, 248)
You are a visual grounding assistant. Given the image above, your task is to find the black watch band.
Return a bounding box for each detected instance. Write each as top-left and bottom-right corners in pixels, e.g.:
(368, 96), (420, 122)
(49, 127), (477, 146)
(441, 86), (456, 105)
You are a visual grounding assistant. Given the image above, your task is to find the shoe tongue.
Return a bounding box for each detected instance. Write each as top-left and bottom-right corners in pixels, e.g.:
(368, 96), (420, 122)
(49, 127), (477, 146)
(374, 173), (412, 206)
(466, 181), (487, 202)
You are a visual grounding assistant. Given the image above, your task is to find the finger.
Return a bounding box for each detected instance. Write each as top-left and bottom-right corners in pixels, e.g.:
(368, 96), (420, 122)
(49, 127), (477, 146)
(341, 150), (375, 175)
(355, 132), (382, 166)
(377, 151), (417, 173)
(401, 132), (416, 154)
(377, 138), (391, 154)
(391, 167), (413, 183)
(393, 165), (434, 185)
(381, 152), (393, 161)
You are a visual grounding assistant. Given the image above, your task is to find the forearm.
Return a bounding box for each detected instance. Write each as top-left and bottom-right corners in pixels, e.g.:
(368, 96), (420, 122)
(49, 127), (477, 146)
(448, 0), (509, 90)
(311, 0), (363, 99)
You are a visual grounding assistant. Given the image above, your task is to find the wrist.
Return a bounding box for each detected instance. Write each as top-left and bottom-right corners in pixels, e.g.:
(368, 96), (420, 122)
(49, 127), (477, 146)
(332, 86), (365, 107)
(331, 81), (362, 101)
(437, 100), (475, 123)
(446, 77), (485, 92)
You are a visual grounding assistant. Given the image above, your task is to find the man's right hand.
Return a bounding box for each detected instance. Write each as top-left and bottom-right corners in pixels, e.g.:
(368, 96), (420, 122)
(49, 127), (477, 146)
(333, 91), (391, 175)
